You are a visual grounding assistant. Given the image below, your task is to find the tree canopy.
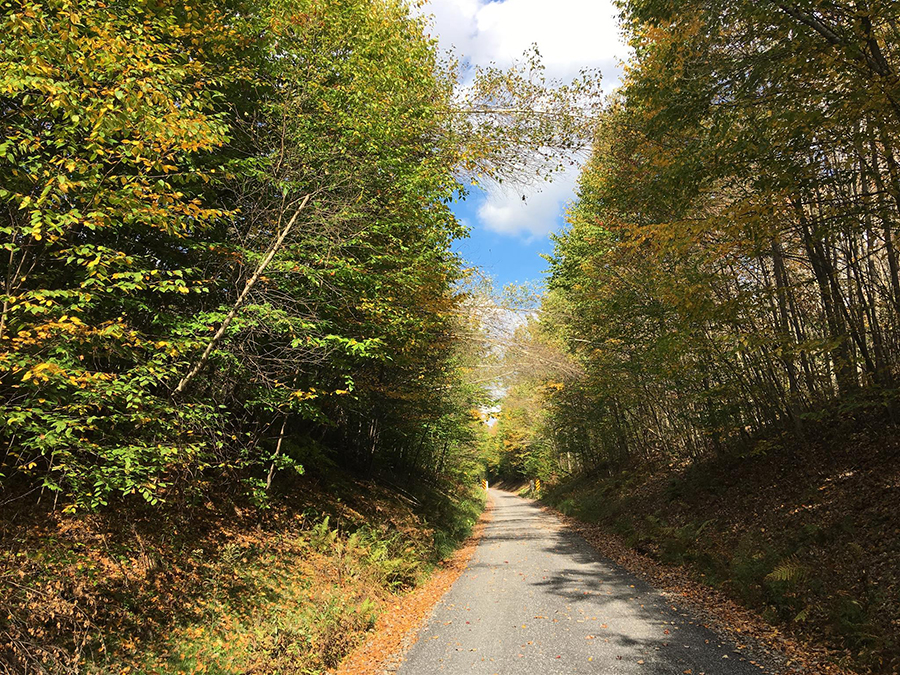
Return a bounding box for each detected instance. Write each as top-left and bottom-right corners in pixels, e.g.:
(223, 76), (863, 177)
(496, 0), (900, 476)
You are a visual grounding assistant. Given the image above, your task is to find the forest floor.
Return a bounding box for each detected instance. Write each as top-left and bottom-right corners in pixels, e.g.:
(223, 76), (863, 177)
(543, 416), (900, 674)
(0, 470), (483, 675)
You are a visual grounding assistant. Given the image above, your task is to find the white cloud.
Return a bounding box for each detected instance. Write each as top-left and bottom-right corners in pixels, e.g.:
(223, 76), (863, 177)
(420, 0), (629, 239)
(477, 166), (580, 239)
(422, 0), (627, 84)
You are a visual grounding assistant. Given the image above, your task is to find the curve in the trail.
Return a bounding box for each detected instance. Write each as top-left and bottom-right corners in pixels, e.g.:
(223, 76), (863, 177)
(398, 488), (769, 674)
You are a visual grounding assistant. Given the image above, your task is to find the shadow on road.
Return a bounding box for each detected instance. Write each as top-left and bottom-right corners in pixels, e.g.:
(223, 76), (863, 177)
(398, 490), (767, 674)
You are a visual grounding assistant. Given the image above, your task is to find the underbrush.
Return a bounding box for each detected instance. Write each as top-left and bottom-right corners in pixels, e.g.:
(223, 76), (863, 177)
(0, 472), (484, 674)
(543, 425), (900, 674)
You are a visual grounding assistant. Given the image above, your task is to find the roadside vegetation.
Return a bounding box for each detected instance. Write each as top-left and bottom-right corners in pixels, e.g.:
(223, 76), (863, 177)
(2, 468), (484, 674)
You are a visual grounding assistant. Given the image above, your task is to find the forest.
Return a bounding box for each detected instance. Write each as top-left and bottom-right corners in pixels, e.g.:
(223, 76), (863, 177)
(3, 0), (900, 673)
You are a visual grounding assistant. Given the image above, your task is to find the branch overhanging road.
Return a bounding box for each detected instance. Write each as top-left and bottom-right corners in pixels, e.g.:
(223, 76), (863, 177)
(398, 489), (768, 674)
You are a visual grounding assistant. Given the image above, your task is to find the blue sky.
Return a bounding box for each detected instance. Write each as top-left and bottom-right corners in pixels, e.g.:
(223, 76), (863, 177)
(421, 0), (630, 288)
(452, 189), (562, 289)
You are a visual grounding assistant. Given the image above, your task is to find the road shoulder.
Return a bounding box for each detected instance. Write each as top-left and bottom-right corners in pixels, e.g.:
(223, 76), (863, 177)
(335, 492), (495, 675)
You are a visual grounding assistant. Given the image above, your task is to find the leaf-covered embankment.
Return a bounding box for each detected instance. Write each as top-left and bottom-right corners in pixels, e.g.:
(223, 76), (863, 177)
(0, 471), (484, 675)
(542, 414), (900, 674)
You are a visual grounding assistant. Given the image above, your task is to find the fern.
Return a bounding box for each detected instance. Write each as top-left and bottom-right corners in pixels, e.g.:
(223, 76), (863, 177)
(766, 556), (807, 584)
(793, 606), (811, 623)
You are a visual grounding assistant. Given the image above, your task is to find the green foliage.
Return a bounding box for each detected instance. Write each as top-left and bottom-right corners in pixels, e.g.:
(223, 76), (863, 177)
(1, 0), (547, 507)
(0, 0), (235, 507)
(765, 556), (809, 585)
(429, 485), (485, 560)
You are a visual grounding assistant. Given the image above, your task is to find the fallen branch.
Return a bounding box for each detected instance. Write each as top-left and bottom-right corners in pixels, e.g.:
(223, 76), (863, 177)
(173, 195), (310, 397)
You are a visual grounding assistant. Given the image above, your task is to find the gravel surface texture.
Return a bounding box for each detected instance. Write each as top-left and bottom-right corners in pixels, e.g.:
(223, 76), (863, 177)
(397, 488), (770, 674)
